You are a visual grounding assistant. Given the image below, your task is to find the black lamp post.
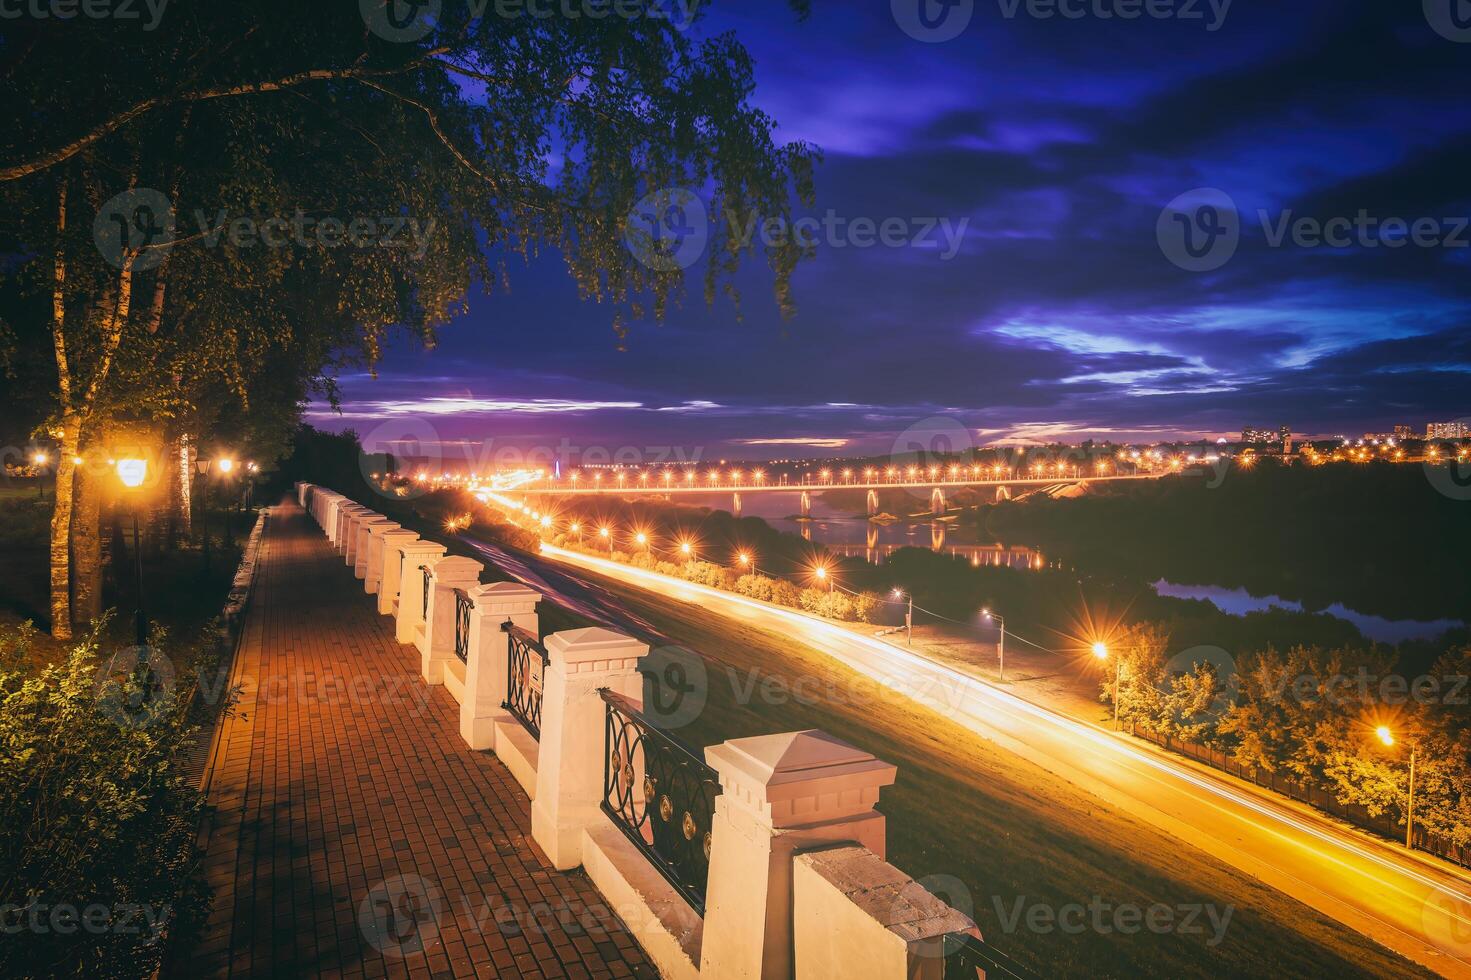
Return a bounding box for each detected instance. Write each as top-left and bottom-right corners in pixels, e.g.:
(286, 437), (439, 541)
(116, 458), (150, 647)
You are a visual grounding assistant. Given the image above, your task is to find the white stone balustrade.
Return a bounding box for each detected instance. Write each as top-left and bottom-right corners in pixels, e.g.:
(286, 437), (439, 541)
(700, 730), (897, 979)
(531, 627), (648, 870)
(420, 555), (484, 684)
(342, 507), (380, 567)
(334, 504), (368, 556)
(290, 488), (989, 980)
(460, 582), (541, 751)
(792, 845), (975, 980)
(355, 517), (399, 582)
(395, 541), (448, 645)
(376, 531), (421, 614)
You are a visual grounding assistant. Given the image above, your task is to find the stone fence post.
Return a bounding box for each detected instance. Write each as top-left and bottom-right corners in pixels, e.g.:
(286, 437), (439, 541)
(421, 555), (484, 684)
(377, 531), (421, 614)
(699, 730), (897, 979)
(460, 582), (541, 750)
(531, 627), (648, 869)
(395, 541), (448, 645)
(357, 519), (400, 584)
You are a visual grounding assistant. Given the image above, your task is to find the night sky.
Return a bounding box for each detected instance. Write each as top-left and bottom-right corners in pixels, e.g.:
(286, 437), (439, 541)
(313, 1), (1471, 464)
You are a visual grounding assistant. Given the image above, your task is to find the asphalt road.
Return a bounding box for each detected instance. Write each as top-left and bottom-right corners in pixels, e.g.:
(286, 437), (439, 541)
(513, 540), (1471, 979)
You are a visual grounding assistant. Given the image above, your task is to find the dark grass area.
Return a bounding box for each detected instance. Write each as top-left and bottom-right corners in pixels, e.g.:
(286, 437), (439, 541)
(0, 487), (255, 667)
(587, 577), (1430, 980)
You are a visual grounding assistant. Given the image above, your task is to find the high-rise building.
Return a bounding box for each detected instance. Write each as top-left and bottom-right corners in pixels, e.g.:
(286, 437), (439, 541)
(1393, 425), (1414, 439)
(1242, 426), (1291, 445)
(1427, 421), (1468, 440)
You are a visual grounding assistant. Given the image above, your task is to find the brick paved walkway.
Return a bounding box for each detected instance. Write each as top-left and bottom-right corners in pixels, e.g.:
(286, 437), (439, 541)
(184, 500), (654, 979)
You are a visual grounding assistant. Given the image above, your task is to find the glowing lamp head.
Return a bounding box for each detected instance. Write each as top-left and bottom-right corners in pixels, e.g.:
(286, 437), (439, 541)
(116, 458), (148, 489)
(813, 564), (827, 580)
(680, 541), (692, 555)
(540, 515), (552, 528)
(1376, 726), (1394, 747)
(218, 458), (234, 474)
(635, 532), (648, 545)
(737, 552), (751, 565)
(570, 522), (581, 534)
(598, 526), (609, 538)
(33, 452), (47, 465)
(1092, 641), (1108, 660)
(892, 588), (903, 598)
(71, 456), (83, 466)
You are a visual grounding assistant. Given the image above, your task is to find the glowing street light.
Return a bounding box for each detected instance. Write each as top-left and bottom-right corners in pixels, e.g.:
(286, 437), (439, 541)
(116, 458), (150, 645)
(1375, 726), (1419, 849)
(893, 587), (913, 646)
(981, 608), (1006, 680)
(736, 550), (754, 576)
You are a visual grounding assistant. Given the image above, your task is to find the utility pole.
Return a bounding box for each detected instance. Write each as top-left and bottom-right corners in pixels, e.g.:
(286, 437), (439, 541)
(1407, 744), (1417, 849)
(906, 595), (913, 646)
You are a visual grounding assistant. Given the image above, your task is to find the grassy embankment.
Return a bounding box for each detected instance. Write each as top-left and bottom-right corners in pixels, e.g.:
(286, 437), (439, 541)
(579, 570), (1431, 979)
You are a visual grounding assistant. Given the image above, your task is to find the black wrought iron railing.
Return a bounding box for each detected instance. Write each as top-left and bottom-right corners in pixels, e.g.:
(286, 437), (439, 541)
(501, 621), (548, 739)
(397, 550), (405, 597)
(453, 589), (472, 664)
(599, 689), (720, 914)
(943, 934), (1041, 980)
(420, 565), (432, 622)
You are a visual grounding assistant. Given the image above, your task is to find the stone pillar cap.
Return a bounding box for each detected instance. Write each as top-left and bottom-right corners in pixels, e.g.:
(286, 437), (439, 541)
(470, 581), (541, 602)
(365, 520), (403, 533)
(706, 730), (896, 809)
(545, 627), (648, 667)
(400, 540), (448, 553)
(430, 555), (483, 579)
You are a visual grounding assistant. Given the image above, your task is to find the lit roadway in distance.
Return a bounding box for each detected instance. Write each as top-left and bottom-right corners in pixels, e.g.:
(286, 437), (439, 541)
(536, 540), (1471, 978)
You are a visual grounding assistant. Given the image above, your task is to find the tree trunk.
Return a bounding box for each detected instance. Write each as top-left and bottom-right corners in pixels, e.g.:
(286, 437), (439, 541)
(48, 419), (80, 640)
(70, 459), (103, 628)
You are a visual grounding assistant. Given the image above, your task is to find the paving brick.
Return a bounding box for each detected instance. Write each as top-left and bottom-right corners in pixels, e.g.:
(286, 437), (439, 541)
(178, 500), (656, 978)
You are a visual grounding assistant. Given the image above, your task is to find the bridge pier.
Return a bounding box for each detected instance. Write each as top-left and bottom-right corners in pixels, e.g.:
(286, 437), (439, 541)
(800, 490), (811, 518)
(732, 491), (742, 517)
(995, 485), (1011, 503)
(867, 488), (879, 518)
(931, 487), (946, 517)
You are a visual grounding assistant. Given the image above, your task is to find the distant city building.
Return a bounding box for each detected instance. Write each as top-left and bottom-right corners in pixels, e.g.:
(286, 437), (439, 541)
(1427, 421), (1468, 440)
(1393, 424), (1414, 440)
(1242, 425), (1292, 445)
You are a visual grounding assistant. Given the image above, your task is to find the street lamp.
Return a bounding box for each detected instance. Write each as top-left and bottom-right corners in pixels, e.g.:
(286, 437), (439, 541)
(982, 608), (1006, 680)
(1093, 642), (1121, 729)
(32, 451), (48, 499)
(598, 525), (612, 555)
(736, 550), (754, 577)
(116, 458), (150, 646)
(1376, 727), (1419, 849)
(893, 588), (913, 646)
(812, 561), (832, 592)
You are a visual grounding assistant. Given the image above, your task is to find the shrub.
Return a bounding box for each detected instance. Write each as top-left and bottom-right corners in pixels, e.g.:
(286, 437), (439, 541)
(853, 592), (881, 623)
(0, 623), (212, 978)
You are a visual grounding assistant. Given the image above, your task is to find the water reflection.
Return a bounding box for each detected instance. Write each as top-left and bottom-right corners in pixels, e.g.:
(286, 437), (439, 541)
(826, 534), (1050, 570)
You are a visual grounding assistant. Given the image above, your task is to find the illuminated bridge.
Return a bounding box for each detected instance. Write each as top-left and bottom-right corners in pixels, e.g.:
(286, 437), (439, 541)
(507, 472), (1164, 517)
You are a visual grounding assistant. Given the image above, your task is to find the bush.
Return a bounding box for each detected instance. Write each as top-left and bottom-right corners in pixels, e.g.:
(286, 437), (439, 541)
(0, 623), (212, 978)
(853, 592), (881, 623)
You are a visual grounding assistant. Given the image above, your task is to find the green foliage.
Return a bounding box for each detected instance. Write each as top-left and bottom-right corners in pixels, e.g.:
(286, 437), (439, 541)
(0, 622), (210, 978)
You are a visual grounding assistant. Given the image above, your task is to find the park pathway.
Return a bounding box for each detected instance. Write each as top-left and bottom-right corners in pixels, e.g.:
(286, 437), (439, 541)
(180, 498), (653, 979)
